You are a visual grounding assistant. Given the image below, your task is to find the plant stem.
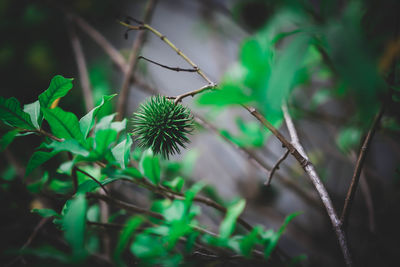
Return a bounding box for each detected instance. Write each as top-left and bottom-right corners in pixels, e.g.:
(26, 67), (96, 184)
(282, 103), (353, 267)
(340, 107), (384, 228)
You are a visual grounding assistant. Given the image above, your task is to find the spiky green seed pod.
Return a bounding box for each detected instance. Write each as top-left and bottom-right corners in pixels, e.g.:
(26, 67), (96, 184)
(130, 95), (194, 159)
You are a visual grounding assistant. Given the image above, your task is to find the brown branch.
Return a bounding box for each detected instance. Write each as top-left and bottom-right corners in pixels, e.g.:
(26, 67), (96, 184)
(170, 84), (217, 104)
(69, 13), (128, 74)
(116, 0), (157, 121)
(138, 55), (198, 72)
(282, 103), (352, 267)
(266, 149), (290, 186)
(65, 16), (94, 112)
(75, 167), (109, 195)
(340, 107), (384, 228)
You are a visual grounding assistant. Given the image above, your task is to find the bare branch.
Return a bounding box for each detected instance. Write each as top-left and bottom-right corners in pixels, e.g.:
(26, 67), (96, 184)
(282, 103), (353, 267)
(266, 149), (290, 186)
(66, 16), (94, 112)
(340, 107), (384, 228)
(138, 55), (198, 72)
(171, 84), (217, 104)
(116, 0), (158, 121)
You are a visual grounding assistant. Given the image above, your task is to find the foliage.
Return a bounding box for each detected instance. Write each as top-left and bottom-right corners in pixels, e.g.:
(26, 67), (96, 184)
(0, 75), (297, 266)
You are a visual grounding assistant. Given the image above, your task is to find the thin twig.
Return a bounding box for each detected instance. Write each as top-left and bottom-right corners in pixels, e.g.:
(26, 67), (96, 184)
(171, 84), (217, 104)
(119, 20), (213, 85)
(266, 149), (290, 186)
(75, 167), (109, 195)
(282, 103), (352, 267)
(116, 0), (157, 121)
(65, 16), (94, 112)
(138, 55), (198, 72)
(340, 107), (384, 228)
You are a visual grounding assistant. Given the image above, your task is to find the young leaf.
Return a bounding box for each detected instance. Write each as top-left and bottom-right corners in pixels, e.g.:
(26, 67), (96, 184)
(38, 75), (73, 109)
(42, 107), (84, 141)
(45, 140), (89, 156)
(263, 211), (300, 259)
(219, 199), (246, 239)
(0, 129), (19, 151)
(0, 97), (35, 130)
(26, 150), (59, 176)
(111, 135), (133, 168)
(79, 94), (116, 138)
(163, 176), (185, 192)
(114, 216), (144, 264)
(139, 148), (161, 184)
(62, 193), (88, 261)
(24, 100), (41, 129)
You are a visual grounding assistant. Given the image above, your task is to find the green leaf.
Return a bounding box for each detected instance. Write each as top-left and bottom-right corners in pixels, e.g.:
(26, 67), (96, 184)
(79, 94), (116, 138)
(139, 148), (161, 184)
(0, 97), (35, 130)
(336, 126), (362, 153)
(46, 139), (89, 156)
(219, 199), (246, 239)
(94, 129), (117, 156)
(131, 233), (165, 259)
(264, 35), (309, 121)
(62, 193), (88, 261)
(0, 129), (19, 151)
(42, 107), (84, 141)
(163, 176), (185, 192)
(238, 226), (262, 257)
(32, 208), (60, 218)
(111, 135), (133, 168)
(114, 216), (144, 265)
(38, 75), (73, 109)
(94, 113), (116, 132)
(26, 150), (59, 175)
(23, 100), (41, 129)
(263, 212), (300, 259)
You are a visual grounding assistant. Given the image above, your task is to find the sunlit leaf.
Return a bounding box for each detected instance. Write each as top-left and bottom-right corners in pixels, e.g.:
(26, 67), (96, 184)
(79, 94), (116, 138)
(23, 100), (41, 129)
(45, 139), (89, 156)
(111, 135), (133, 168)
(139, 148), (161, 184)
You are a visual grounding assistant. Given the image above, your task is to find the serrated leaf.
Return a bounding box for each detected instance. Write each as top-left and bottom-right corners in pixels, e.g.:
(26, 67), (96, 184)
(32, 208), (60, 218)
(0, 129), (19, 151)
(219, 199), (246, 239)
(111, 135), (133, 168)
(139, 149), (160, 184)
(62, 194), (88, 261)
(45, 139), (89, 156)
(38, 75), (73, 109)
(114, 216), (144, 265)
(42, 107), (84, 141)
(26, 150), (59, 175)
(23, 100), (41, 129)
(79, 94), (116, 138)
(0, 97), (35, 130)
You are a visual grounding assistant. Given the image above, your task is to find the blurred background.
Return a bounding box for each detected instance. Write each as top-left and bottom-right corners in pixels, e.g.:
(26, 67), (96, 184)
(1, 0), (400, 266)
